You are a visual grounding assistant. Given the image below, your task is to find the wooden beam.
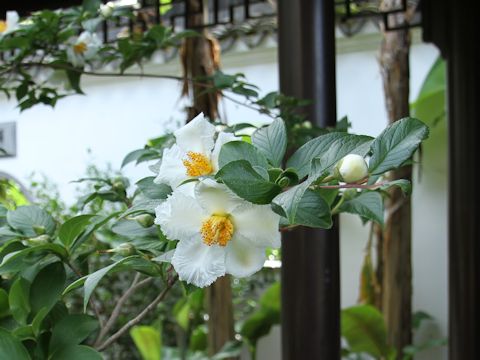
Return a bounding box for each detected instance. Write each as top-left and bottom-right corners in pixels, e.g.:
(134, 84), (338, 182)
(278, 1), (340, 359)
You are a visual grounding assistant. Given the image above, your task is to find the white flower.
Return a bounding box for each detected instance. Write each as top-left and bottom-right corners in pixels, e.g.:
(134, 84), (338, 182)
(154, 113), (238, 188)
(66, 31), (102, 68)
(99, 2), (115, 18)
(0, 11), (19, 35)
(155, 179), (281, 287)
(336, 154), (369, 183)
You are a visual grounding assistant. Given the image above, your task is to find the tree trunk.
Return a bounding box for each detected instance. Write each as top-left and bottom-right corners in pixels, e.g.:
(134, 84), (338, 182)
(206, 275), (235, 356)
(378, 0), (412, 356)
(181, 1), (235, 357)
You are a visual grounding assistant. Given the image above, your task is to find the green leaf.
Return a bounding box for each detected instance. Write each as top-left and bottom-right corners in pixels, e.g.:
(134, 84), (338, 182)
(211, 341), (243, 359)
(218, 141), (269, 171)
(130, 326), (162, 360)
(0, 244), (68, 275)
(0, 288), (9, 318)
(7, 206), (56, 237)
(136, 177), (172, 199)
(259, 282), (280, 313)
(378, 179), (411, 196)
(122, 148), (161, 168)
(119, 199), (164, 218)
(287, 133), (373, 179)
(251, 119), (287, 167)
(9, 277), (31, 325)
(216, 160), (281, 204)
(293, 189), (332, 228)
(51, 345), (102, 360)
(29, 262), (66, 315)
(66, 70), (83, 94)
(111, 220), (156, 238)
(62, 256), (138, 311)
(82, 0), (101, 12)
(49, 314), (98, 355)
(341, 305), (390, 358)
(339, 192), (384, 225)
(58, 215), (96, 248)
(0, 328), (31, 360)
(70, 212), (121, 251)
(241, 308), (279, 348)
(32, 307), (50, 337)
(368, 117), (429, 176)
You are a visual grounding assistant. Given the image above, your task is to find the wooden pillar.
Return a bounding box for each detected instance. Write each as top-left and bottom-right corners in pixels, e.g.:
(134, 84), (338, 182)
(423, 0), (480, 358)
(278, 1), (339, 359)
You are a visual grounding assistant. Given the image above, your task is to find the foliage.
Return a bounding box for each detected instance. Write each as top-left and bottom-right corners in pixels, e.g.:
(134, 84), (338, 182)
(1, 3), (431, 358)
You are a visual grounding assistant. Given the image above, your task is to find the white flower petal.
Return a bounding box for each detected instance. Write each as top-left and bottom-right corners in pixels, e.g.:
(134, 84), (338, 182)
(231, 203), (281, 248)
(174, 113), (216, 155)
(172, 238), (226, 287)
(154, 191), (206, 241)
(154, 144), (188, 188)
(195, 179), (242, 215)
(225, 235), (266, 278)
(211, 132), (240, 172)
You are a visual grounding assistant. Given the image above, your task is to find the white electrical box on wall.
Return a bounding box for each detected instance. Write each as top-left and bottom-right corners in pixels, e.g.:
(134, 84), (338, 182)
(0, 122), (17, 157)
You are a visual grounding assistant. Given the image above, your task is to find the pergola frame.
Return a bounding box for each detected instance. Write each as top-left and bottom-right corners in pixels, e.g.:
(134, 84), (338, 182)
(2, 1), (479, 359)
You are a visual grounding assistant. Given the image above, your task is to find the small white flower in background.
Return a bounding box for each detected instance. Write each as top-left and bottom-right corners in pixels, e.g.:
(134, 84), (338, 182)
(66, 31), (102, 68)
(335, 154), (369, 183)
(99, 2), (115, 18)
(154, 113), (238, 188)
(0, 11), (19, 35)
(155, 179), (281, 287)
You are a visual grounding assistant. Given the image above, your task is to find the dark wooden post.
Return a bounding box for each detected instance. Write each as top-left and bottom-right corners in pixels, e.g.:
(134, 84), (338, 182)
(278, 1), (340, 359)
(423, 0), (480, 358)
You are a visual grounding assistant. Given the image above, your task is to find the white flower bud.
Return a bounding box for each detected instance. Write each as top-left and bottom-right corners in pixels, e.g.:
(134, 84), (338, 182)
(335, 154), (368, 183)
(99, 2), (115, 18)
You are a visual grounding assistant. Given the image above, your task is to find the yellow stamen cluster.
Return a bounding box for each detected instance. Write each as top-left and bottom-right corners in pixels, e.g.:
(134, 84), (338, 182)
(201, 215), (234, 247)
(73, 42), (88, 55)
(183, 151), (213, 177)
(0, 21), (7, 33)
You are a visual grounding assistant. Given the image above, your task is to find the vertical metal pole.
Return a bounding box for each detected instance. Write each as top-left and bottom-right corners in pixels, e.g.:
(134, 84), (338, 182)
(278, 1), (339, 359)
(423, 0), (480, 358)
(446, 2), (480, 359)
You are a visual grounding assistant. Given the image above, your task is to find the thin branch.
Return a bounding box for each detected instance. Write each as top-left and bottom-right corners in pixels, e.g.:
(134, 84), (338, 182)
(96, 275), (179, 352)
(94, 273), (153, 346)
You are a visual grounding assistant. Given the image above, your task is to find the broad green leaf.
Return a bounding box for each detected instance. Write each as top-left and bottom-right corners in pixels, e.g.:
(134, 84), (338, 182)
(12, 325), (35, 341)
(339, 191), (384, 225)
(66, 70), (83, 94)
(0, 328), (31, 360)
(292, 190), (332, 228)
(189, 326), (207, 352)
(51, 345), (102, 360)
(216, 160), (281, 204)
(341, 305), (390, 358)
(0, 288), (9, 318)
(9, 277), (31, 325)
(7, 206), (56, 237)
(70, 212), (121, 251)
(136, 177), (172, 199)
(130, 326), (162, 360)
(58, 214), (96, 248)
(271, 182), (310, 225)
(122, 148), (161, 168)
(61, 256), (138, 311)
(0, 244), (67, 275)
(111, 220), (157, 238)
(378, 179), (411, 196)
(173, 299), (190, 331)
(241, 308), (279, 348)
(211, 341), (243, 359)
(30, 262), (66, 315)
(218, 141), (269, 170)
(411, 57), (446, 126)
(32, 307), (50, 337)
(309, 136), (373, 179)
(120, 199), (164, 218)
(287, 133), (373, 178)
(251, 119), (287, 167)
(368, 118), (429, 176)
(49, 314), (98, 355)
(259, 282), (280, 313)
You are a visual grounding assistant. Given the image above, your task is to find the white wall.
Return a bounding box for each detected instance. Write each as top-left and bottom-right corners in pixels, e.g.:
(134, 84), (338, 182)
(0, 32), (447, 359)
